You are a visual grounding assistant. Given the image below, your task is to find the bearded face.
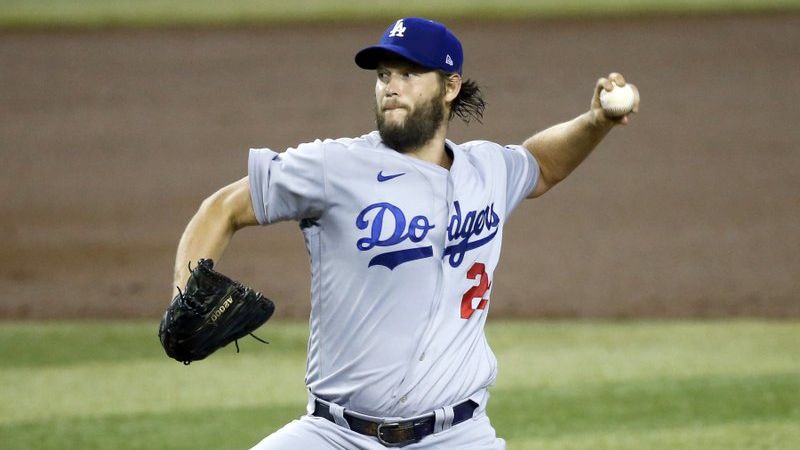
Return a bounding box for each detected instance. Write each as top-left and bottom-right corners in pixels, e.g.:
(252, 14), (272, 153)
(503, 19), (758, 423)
(376, 80), (446, 153)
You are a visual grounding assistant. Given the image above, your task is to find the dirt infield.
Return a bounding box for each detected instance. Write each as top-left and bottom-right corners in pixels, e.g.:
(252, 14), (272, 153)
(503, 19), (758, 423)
(1, 15), (798, 320)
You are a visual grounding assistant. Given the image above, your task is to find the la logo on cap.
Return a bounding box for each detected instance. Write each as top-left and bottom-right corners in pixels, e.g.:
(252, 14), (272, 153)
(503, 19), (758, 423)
(389, 19), (406, 37)
(445, 54), (453, 66)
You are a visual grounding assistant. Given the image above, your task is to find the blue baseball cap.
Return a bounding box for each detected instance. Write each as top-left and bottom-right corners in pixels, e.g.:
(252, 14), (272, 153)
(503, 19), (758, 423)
(355, 17), (463, 74)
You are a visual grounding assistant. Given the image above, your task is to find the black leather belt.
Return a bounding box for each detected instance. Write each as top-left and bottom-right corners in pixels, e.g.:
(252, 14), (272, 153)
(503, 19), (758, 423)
(312, 399), (478, 447)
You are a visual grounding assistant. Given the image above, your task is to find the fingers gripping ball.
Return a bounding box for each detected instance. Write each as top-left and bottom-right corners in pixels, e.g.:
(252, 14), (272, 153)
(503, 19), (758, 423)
(159, 259), (275, 365)
(599, 82), (636, 118)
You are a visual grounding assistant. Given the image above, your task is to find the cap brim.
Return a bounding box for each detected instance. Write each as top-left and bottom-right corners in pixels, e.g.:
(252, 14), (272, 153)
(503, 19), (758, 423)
(355, 45), (433, 71)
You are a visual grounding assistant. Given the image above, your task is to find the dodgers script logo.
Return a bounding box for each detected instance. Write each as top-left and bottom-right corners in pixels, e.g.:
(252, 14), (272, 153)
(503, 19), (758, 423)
(355, 202), (435, 269)
(444, 201), (500, 268)
(355, 201), (500, 269)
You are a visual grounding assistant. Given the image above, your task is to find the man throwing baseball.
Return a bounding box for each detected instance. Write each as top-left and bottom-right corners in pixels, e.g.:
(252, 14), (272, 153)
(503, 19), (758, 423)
(172, 17), (639, 449)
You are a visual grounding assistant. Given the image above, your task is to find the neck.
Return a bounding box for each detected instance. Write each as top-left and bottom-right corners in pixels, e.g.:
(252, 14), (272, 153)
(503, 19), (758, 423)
(404, 127), (452, 169)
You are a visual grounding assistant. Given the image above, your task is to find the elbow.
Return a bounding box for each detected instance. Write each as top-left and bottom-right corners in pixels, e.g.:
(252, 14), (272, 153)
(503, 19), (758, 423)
(196, 177), (257, 232)
(197, 190), (239, 233)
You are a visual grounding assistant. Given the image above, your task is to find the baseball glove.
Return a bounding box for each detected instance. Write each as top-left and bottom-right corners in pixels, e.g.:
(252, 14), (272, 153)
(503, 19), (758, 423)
(159, 259), (275, 365)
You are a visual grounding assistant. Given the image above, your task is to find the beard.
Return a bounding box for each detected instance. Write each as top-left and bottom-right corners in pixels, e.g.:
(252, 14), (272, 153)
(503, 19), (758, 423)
(376, 92), (446, 153)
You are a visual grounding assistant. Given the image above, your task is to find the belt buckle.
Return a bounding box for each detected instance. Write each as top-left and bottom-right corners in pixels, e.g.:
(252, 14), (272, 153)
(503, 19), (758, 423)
(376, 421), (417, 447)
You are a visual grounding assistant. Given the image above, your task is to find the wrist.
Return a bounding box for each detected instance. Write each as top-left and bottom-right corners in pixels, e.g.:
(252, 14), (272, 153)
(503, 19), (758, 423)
(586, 109), (615, 132)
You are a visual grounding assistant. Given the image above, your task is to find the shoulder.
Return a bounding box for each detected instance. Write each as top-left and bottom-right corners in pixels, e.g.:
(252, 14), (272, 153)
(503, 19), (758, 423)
(292, 131), (385, 156)
(455, 139), (509, 162)
(453, 139), (537, 177)
(458, 140), (503, 152)
(458, 139), (505, 153)
(457, 139), (532, 163)
(453, 139), (506, 166)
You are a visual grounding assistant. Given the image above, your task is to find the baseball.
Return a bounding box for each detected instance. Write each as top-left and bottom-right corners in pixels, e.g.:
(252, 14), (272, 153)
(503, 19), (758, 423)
(599, 82), (636, 117)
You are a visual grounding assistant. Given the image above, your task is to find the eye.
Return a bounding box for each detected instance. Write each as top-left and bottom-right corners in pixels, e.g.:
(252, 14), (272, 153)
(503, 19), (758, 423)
(377, 70), (390, 82)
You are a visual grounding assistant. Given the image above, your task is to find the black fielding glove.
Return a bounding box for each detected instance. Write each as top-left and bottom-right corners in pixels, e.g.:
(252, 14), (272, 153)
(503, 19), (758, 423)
(159, 259), (275, 364)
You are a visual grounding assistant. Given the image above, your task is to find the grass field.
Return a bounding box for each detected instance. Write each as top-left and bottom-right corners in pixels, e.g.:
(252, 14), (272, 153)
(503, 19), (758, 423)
(0, 320), (798, 449)
(1, 0), (800, 28)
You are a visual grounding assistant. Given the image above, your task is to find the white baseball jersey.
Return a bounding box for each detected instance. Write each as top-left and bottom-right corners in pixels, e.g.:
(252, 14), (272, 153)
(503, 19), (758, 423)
(249, 131), (538, 419)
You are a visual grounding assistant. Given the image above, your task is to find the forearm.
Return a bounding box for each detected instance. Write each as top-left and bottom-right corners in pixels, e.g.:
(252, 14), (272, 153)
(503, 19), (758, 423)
(173, 196), (236, 293)
(172, 177), (257, 295)
(524, 110), (613, 188)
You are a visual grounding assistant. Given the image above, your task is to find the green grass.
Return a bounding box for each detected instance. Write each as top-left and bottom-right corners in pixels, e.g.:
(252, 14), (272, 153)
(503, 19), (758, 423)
(1, 0), (799, 28)
(0, 320), (798, 449)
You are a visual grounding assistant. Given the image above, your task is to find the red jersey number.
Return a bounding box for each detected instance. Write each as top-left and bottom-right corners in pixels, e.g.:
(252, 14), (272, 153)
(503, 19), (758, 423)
(460, 262), (491, 319)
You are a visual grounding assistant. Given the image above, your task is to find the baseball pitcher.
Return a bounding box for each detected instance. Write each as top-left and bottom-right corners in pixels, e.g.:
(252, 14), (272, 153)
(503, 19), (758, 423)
(167, 17), (639, 449)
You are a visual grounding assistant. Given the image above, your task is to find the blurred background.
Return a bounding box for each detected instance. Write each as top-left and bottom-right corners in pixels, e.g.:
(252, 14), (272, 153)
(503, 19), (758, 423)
(1, 1), (798, 449)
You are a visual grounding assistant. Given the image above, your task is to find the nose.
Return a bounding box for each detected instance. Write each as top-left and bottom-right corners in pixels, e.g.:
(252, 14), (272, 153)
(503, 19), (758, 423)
(382, 74), (400, 97)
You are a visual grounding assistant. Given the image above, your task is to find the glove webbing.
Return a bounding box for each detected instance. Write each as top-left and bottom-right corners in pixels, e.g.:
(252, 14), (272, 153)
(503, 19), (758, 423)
(175, 284), (270, 365)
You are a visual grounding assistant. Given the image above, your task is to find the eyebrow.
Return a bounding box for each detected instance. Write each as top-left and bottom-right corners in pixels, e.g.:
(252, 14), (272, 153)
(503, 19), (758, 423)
(376, 61), (428, 73)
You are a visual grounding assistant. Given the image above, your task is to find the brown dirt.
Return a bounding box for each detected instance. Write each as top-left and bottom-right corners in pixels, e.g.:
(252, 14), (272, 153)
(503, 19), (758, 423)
(1, 15), (798, 320)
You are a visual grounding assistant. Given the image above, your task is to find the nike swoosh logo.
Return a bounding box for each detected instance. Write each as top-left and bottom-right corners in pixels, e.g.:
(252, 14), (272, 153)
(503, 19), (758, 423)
(377, 171), (406, 182)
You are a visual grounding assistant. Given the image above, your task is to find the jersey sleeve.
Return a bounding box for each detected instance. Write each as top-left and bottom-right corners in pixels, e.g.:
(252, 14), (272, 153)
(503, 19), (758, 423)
(248, 140), (327, 225)
(500, 144), (540, 216)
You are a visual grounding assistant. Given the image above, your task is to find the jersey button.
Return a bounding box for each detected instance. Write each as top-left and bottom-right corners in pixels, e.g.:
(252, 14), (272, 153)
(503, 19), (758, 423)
(399, 395), (407, 403)
(419, 352), (425, 361)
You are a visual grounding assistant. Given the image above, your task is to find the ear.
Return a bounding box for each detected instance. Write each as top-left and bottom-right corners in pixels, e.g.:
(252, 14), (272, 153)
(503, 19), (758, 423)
(444, 74), (462, 103)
